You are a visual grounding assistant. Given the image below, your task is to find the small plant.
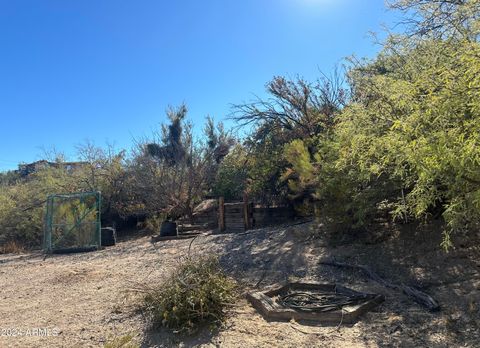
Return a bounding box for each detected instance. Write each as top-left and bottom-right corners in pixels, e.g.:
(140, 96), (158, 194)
(103, 334), (139, 348)
(142, 214), (164, 234)
(1, 240), (25, 254)
(143, 256), (236, 333)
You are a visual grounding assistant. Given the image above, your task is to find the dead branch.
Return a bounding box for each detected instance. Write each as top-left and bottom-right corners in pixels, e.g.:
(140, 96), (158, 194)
(319, 259), (440, 311)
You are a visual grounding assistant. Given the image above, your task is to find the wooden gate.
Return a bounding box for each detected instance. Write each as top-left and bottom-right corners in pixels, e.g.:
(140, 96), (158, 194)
(218, 196), (253, 233)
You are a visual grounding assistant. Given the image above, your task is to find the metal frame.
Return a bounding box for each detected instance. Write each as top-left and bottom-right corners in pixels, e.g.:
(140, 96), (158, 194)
(43, 191), (101, 253)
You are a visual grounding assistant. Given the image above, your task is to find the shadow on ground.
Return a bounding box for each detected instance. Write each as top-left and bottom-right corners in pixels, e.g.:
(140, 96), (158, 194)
(140, 220), (480, 347)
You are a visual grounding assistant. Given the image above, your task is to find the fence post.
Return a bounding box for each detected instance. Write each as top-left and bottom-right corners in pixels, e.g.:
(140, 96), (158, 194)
(243, 193), (251, 230)
(218, 197), (225, 232)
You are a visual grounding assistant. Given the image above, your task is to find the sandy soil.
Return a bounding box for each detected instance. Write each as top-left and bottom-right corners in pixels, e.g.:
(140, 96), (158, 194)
(1, 222), (479, 347)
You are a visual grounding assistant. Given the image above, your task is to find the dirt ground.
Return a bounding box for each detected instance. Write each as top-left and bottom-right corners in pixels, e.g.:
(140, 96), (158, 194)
(1, 221), (479, 348)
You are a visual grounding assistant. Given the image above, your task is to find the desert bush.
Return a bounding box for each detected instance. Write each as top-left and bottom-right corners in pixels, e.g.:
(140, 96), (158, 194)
(231, 75), (346, 205)
(0, 143), (128, 248)
(0, 170), (20, 186)
(0, 167), (81, 247)
(143, 257), (236, 333)
(213, 144), (248, 201)
(142, 214), (164, 234)
(103, 334), (139, 348)
(335, 38), (480, 248)
(279, 2), (480, 247)
(125, 107), (234, 221)
(74, 141), (128, 222)
(0, 240), (26, 254)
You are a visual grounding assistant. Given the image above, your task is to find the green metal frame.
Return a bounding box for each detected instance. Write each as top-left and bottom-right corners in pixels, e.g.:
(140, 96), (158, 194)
(43, 191), (101, 253)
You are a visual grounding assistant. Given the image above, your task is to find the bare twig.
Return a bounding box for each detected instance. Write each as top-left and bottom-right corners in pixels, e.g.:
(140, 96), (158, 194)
(319, 259), (440, 311)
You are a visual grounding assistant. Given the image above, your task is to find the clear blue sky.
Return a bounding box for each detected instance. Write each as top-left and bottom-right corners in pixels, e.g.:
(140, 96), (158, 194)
(0, 0), (399, 171)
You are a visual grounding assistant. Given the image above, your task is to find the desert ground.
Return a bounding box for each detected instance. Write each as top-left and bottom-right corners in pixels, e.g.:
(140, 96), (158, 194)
(1, 222), (479, 348)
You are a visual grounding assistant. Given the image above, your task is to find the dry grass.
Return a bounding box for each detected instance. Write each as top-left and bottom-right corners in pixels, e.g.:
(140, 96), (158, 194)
(103, 334), (139, 348)
(1, 240), (25, 254)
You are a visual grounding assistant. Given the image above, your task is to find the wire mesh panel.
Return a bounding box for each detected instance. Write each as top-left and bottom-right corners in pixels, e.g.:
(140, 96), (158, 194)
(44, 191), (101, 253)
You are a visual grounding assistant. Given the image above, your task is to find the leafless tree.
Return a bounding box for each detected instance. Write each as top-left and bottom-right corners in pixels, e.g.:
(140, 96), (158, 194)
(231, 70), (348, 140)
(75, 141), (127, 220)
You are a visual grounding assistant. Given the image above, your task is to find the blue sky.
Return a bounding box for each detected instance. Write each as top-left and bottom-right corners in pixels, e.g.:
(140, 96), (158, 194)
(0, 0), (399, 170)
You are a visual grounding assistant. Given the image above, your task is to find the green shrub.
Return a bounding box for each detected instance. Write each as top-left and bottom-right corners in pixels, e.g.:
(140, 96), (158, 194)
(143, 256), (236, 333)
(213, 144), (248, 201)
(0, 167), (80, 247)
(336, 39), (480, 248)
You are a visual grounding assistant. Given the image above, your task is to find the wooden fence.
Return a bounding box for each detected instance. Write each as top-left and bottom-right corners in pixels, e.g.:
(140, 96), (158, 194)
(217, 196), (295, 233)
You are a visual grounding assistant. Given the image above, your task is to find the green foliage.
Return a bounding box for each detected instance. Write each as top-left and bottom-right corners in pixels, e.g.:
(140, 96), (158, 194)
(0, 170), (20, 186)
(335, 38), (480, 247)
(0, 144), (126, 247)
(232, 74), (346, 205)
(279, 2), (480, 245)
(213, 144), (248, 200)
(48, 194), (99, 250)
(2, 0), (480, 250)
(281, 136), (378, 229)
(282, 139), (319, 197)
(143, 257), (236, 333)
(0, 167), (81, 246)
(389, 0), (480, 40)
(244, 132), (291, 205)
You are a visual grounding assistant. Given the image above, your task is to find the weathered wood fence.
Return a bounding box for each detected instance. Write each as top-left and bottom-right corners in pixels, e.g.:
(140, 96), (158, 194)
(217, 196), (295, 233)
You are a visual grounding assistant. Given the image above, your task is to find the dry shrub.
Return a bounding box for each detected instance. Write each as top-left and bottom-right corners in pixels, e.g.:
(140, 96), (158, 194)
(142, 215), (163, 234)
(1, 240), (25, 254)
(143, 256), (236, 333)
(103, 334), (139, 348)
